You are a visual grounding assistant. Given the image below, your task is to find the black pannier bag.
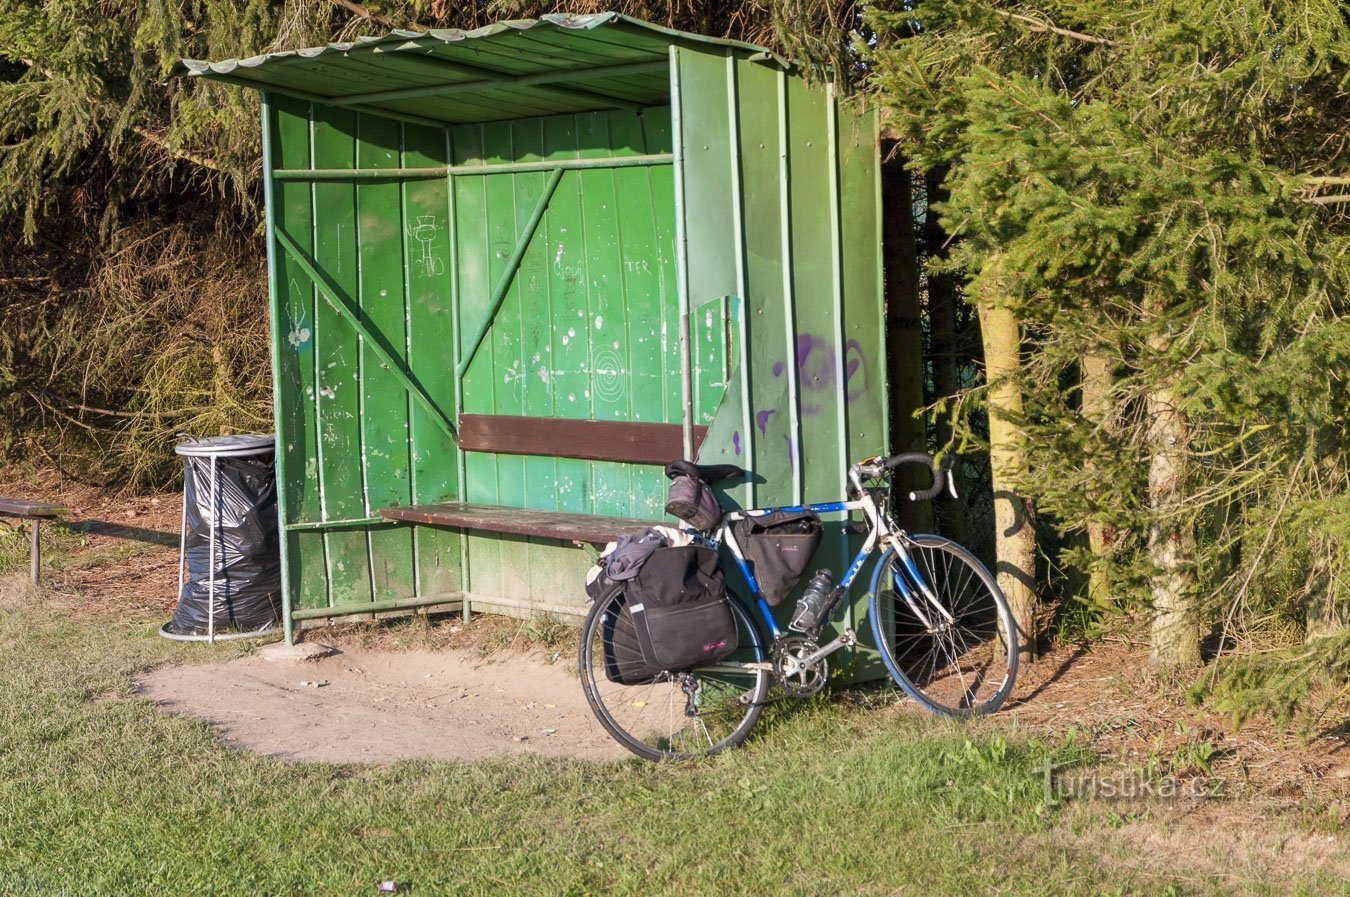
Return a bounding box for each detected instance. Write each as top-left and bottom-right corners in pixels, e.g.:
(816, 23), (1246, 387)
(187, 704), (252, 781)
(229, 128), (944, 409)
(602, 599), (666, 685)
(735, 509), (823, 606)
(663, 461), (724, 532)
(588, 567), (664, 685)
(627, 544), (738, 671)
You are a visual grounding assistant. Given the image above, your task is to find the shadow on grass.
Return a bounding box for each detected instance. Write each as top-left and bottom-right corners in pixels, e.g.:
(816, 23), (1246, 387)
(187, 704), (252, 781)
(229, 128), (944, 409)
(65, 519), (179, 548)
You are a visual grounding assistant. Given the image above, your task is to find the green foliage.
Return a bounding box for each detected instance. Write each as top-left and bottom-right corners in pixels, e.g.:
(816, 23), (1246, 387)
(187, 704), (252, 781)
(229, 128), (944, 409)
(865, 0), (1350, 686)
(0, 0), (860, 488)
(1189, 630), (1350, 733)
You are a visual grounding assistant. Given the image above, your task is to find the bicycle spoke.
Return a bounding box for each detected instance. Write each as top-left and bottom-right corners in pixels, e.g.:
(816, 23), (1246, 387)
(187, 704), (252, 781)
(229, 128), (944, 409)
(873, 537), (1016, 716)
(581, 591), (768, 760)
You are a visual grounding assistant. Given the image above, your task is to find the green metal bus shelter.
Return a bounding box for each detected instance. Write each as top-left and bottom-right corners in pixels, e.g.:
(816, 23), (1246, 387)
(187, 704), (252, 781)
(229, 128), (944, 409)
(179, 13), (902, 674)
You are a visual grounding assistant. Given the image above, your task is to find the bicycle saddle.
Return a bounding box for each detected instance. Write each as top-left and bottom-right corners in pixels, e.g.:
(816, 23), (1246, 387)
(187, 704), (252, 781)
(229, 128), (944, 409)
(664, 459), (747, 484)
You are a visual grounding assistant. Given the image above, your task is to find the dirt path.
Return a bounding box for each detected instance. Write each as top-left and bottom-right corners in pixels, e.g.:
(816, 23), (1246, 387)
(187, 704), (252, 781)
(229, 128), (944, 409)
(137, 646), (629, 763)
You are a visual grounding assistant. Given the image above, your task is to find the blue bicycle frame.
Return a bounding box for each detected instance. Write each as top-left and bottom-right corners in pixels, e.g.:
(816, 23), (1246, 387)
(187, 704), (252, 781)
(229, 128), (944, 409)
(701, 489), (954, 645)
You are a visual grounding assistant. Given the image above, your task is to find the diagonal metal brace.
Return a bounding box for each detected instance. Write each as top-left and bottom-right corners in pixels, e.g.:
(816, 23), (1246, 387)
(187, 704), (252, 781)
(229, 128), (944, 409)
(456, 166), (565, 380)
(272, 226), (459, 443)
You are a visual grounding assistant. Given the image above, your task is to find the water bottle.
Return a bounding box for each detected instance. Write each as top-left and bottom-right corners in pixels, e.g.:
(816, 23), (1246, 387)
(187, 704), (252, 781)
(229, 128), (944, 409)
(791, 569), (835, 632)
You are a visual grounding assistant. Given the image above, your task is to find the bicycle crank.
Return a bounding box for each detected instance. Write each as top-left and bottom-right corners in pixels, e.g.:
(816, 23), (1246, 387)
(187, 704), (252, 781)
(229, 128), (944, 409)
(772, 636), (829, 697)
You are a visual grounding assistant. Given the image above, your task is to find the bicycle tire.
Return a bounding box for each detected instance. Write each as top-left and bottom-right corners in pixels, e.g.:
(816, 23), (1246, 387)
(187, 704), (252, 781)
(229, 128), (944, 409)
(868, 534), (1018, 716)
(579, 590), (769, 761)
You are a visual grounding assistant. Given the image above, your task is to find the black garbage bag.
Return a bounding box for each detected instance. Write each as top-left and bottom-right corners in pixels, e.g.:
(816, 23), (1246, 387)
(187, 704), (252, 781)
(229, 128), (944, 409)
(166, 443), (281, 635)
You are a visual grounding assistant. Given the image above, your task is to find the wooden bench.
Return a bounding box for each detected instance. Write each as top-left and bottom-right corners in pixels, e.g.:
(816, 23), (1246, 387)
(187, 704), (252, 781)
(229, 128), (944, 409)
(379, 502), (660, 546)
(0, 498), (69, 584)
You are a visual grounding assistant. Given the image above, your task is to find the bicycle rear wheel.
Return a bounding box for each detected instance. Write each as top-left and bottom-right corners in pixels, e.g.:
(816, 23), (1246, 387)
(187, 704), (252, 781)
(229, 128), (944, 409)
(868, 534), (1018, 716)
(579, 590), (769, 761)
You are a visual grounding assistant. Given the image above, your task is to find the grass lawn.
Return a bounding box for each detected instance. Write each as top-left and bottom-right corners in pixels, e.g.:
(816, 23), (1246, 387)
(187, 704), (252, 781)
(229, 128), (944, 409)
(0, 586), (1343, 896)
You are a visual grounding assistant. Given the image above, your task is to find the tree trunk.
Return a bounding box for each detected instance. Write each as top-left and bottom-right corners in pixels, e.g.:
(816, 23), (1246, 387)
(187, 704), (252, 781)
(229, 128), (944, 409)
(1080, 353), (1113, 605)
(973, 258), (1038, 662)
(1305, 440), (1347, 641)
(882, 149), (932, 533)
(1303, 551), (1344, 641)
(1145, 341), (1201, 671)
(924, 170), (967, 543)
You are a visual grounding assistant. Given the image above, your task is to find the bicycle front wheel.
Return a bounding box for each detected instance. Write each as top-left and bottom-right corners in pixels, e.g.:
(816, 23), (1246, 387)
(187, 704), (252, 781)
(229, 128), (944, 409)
(579, 591), (769, 761)
(868, 534), (1018, 716)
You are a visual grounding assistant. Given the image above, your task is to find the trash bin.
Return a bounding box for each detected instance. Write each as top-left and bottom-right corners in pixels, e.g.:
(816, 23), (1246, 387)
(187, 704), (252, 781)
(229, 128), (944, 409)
(161, 434), (282, 642)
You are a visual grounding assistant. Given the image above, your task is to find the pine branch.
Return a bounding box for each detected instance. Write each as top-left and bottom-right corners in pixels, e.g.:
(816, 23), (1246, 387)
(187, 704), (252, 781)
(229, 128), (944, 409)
(1306, 194), (1350, 206)
(17, 56), (228, 175)
(989, 9), (1125, 47)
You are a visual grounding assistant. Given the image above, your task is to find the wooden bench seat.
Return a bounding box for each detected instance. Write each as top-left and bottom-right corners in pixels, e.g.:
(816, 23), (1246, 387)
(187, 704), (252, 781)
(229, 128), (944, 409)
(378, 502), (661, 546)
(0, 498), (70, 585)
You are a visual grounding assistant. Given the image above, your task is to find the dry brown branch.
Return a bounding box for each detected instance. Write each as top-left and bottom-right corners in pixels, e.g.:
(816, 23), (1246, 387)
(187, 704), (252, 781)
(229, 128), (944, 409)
(327, 0), (404, 30)
(129, 126), (228, 174)
(990, 9), (1125, 47)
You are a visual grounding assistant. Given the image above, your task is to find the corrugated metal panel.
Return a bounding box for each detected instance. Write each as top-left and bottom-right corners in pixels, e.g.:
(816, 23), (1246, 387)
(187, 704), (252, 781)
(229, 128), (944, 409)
(178, 13), (786, 125)
(673, 49), (889, 679)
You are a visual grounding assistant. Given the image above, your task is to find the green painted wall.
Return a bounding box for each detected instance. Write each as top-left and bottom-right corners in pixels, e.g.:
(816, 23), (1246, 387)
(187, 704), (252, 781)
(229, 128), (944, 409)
(262, 46), (892, 670)
(673, 49), (887, 677)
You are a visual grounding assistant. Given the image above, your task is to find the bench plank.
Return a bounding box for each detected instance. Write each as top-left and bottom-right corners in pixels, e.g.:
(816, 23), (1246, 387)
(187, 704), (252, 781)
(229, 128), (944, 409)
(0, 498), (68, 518)
(458, 414), (708, 465)
(379, 502), (661, 545)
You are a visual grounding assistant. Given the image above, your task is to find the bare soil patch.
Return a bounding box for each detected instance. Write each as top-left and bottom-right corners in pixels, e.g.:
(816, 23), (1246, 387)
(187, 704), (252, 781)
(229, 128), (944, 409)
(137, 644), (627, 763)
(0, 466), (182, 616)
(1002, 636), (1348, 800)
(6, 471), (1344, 781)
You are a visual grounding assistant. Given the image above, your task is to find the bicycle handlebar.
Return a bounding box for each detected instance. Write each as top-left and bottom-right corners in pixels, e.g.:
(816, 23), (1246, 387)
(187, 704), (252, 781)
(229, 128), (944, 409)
(879, 452), (958, 501)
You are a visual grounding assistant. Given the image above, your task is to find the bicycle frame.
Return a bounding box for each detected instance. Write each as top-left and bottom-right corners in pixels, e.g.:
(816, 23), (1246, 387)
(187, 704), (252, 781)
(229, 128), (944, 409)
(703, 482), (956, 652)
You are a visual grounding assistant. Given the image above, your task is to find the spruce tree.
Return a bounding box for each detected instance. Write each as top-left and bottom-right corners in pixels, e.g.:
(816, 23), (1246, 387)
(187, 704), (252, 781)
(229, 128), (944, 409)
(867, 1), (1350, 680)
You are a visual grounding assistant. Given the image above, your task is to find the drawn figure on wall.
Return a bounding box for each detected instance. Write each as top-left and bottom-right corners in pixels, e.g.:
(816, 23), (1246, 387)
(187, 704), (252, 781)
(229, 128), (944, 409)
(407, 215), (445, 277)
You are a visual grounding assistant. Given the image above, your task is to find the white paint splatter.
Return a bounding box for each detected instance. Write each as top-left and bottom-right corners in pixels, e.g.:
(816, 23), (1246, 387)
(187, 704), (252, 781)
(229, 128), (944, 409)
(537, 366), (550, 384)
(287, 326), (311, 348)
(594, 316), (604, 329)
(562, 336), (569, 346)
(567, 327), (576, 338)
(319, 386), (336, 399)
(554, 243), (565, 265)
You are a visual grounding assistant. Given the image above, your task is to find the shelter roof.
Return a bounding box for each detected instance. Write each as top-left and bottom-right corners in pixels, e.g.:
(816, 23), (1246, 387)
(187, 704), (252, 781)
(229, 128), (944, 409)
(176, 13), (787, 126)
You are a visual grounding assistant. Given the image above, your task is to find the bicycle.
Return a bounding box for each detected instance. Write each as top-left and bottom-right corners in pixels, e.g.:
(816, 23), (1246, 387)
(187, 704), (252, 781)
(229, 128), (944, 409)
(578, 452), (1019, 761)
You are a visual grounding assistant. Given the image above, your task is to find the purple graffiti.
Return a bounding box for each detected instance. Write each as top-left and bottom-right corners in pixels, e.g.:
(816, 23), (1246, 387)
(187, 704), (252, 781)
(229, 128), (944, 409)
(843, 338), (869, 403)
(755, 409), (777, 436)
(732, 430), (741, 456)
(783, 434), (796, 472)
(766, 334), (871, 414)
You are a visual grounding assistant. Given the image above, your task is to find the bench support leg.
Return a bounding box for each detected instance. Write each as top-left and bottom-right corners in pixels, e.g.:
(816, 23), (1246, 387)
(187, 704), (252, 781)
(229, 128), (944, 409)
(30, 518), (40, 585)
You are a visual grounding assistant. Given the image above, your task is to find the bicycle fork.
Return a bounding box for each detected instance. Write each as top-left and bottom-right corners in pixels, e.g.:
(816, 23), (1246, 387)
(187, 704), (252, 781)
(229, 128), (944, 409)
(885, 538), (957, 631)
